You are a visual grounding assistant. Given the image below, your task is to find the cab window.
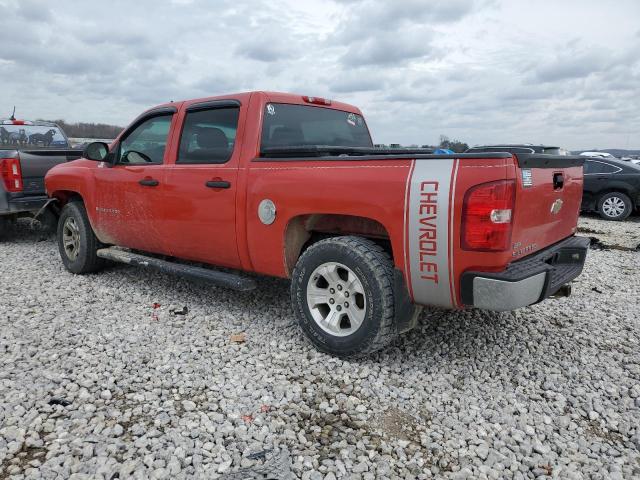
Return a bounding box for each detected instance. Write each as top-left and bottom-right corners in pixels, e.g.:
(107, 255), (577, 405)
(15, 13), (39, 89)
(177, 107), (239, 164)
(260, 103), (372, 152)
(119, 115), (172, 164)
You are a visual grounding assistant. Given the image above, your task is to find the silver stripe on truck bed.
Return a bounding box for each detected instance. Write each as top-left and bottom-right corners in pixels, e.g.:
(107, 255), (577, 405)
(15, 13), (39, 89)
(405, 158), (455, 308)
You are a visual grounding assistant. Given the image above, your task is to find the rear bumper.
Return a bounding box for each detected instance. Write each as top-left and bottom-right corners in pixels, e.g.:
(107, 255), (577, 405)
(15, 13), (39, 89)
(0, 194), (50, 216)
(460, 236), (590, 311)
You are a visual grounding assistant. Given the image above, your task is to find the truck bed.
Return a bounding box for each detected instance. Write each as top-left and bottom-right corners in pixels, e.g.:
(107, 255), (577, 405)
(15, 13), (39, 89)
(1, 147), (82, 216)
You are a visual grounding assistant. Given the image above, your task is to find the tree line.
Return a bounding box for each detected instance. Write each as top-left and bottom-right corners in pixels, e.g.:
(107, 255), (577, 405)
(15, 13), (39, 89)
(39, 119), (123, 139)
(438, 135), (469, 153)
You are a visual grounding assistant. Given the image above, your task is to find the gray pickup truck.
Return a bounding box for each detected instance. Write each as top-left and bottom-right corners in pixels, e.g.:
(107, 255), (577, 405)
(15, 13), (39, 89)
(0, 118), (82, 236)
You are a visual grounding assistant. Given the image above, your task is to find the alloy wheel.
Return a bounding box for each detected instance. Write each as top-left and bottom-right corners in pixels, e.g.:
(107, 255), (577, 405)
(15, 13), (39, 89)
(306, 262), (367, 337)
(602, 196), (626, 218)
(62, 217), (81, 261)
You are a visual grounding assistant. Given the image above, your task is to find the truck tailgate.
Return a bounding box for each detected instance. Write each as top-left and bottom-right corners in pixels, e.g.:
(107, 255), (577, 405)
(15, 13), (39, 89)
(510, 154), (584, 258)
(17, 149), (82, 195)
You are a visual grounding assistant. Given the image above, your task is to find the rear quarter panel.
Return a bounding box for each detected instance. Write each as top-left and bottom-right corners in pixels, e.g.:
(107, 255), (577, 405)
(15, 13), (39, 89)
(449, 157), (516, 307)
(245, 155), (518, 311)
(245, 159), (413, 277)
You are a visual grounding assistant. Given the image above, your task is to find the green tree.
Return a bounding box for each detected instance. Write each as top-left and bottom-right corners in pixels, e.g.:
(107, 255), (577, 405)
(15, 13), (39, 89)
(439, 135), (469, 153)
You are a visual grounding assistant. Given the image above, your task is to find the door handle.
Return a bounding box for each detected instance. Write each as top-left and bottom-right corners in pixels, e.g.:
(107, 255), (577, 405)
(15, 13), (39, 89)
(205, 180), (231, 189)
(553, 173), (564, 190)
(139, 178), (159, 187)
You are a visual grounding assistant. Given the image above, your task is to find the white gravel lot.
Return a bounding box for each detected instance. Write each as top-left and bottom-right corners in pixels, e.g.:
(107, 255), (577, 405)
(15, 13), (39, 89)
(1, 217), (639, 480)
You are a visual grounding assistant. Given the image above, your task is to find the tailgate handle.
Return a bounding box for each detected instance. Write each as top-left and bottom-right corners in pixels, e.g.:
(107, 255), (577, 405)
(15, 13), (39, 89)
(553, 173), (564, 190)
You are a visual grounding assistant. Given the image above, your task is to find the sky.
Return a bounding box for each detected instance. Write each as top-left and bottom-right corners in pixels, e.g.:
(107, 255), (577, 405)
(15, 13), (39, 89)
(0, 0), (639, 150)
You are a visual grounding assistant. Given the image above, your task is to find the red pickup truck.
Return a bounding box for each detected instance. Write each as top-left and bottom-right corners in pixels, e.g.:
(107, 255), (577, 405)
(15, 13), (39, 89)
(45, 92), (589, 356)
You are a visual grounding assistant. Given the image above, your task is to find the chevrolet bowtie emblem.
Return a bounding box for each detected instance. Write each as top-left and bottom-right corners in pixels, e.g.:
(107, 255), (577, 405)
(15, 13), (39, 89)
(550, 199), (564, 215)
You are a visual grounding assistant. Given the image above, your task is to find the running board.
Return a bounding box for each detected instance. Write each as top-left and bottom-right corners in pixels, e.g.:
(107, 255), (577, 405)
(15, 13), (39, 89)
(96, 247), (257, 292)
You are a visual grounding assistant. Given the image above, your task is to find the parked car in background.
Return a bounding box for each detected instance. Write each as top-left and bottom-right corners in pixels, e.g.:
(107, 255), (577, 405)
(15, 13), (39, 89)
(465, 145), (639, 221)
(581, 157), (640, 220)
(579, 151), (615, 159)
(45, 91), (589, 356)
(1, 118), (82, 237)
(466, 144), (571, 155)
(620, 155), (640, 166)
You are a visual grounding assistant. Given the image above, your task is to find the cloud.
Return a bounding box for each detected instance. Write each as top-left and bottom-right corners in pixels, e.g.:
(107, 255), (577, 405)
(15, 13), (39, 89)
(0, 0), (638, 150)
(340, 28), (437, 66)
(329, 72), (386, 93)
(337, 0), (476, 38)
(16, 0), (52, 22)
(236, 37), (297, 62)
(533, 50), (610, 83)
(330, 0), (474, 66)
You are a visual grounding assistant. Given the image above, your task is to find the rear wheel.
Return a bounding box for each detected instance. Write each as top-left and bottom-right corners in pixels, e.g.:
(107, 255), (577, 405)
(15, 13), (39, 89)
(597, 192), (632, 221)
(57, 201), (104, 273)
(291, 236), (399, 357)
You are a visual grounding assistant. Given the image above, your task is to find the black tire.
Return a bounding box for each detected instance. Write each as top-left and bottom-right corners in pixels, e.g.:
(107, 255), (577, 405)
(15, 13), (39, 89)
(57, 201), (104, 274)
(597, 192), (632, 221)
(291, 236), (398, 357)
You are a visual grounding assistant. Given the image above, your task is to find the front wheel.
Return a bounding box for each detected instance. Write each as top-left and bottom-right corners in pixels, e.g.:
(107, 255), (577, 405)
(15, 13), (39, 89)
(291, 236), (399, 357)
(597, 192), (632, 221)
(57, 201), (104, 274)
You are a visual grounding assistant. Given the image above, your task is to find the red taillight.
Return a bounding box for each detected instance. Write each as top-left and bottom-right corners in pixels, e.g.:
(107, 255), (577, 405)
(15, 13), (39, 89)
(302, 95), (332, 106)
(461, 180), (515, 251)
(0, 158), (23, 192)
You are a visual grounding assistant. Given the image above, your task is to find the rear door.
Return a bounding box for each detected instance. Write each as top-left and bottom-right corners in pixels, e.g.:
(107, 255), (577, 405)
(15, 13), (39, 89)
(93, 110), (175, 254)
(582, 159), (622, 208)
(162, 100), (243, 269)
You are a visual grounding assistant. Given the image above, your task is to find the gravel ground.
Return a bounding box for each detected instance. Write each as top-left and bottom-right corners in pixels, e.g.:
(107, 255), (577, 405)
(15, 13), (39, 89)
(1, 217), (639, 480)
(578, 213), (640, 251)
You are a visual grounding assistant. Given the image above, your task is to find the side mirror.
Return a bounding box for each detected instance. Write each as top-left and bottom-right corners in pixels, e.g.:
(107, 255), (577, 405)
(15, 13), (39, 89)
(83, 142), (110, 162)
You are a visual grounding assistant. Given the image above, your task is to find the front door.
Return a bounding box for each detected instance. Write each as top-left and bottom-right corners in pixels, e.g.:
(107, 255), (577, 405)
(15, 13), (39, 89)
(162, 102), (242, 269)
(93, 112), (174, 254)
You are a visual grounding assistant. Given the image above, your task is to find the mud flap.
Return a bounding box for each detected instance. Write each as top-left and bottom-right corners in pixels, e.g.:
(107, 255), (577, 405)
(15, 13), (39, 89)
(393, 269), (422, 333)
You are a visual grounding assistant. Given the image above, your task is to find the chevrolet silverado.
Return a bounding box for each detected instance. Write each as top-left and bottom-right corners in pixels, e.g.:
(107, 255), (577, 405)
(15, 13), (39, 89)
(45, 92), (589, 356)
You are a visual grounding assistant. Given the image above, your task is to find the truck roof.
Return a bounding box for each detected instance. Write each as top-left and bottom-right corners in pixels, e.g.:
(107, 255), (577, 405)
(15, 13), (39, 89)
(145, 91), (364, 116)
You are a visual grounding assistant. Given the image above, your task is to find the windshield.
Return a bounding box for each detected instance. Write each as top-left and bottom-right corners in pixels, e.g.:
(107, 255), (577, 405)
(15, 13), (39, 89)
(260, 103), (372, 152)
(0, 124), (68, 148)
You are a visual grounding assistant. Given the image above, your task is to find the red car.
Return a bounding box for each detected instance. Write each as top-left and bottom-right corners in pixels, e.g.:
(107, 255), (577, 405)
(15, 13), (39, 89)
(45, 92), (589, 356)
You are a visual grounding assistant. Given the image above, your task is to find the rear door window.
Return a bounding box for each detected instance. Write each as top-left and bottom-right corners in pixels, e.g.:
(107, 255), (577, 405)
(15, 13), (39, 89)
(260, 103), (372, 152)
(584, 160), (620, 174)
(177, 107), (239, 164)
